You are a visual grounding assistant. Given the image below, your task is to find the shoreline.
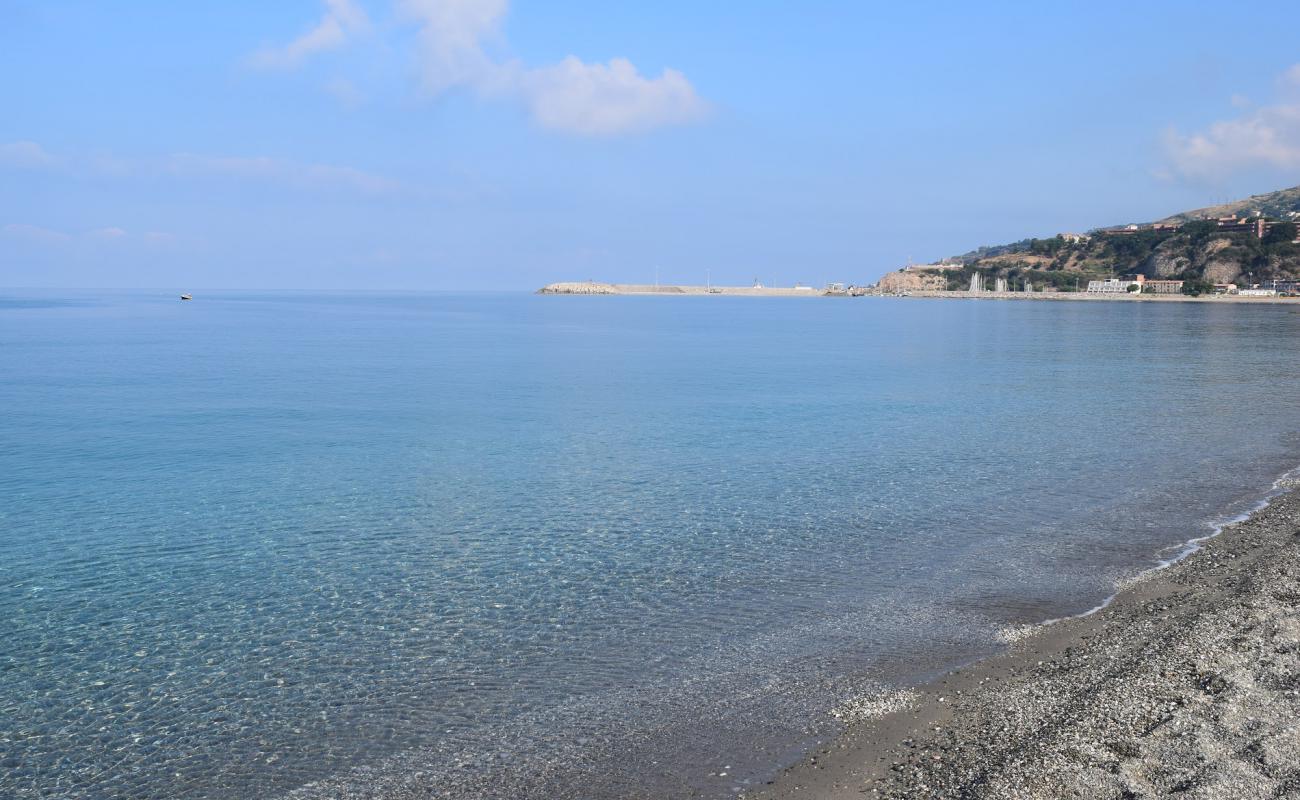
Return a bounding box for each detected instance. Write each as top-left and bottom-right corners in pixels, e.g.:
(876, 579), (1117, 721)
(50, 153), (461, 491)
(893, 290), (1300, 304)
(538, 282), (1300, 304)
(748, 477), (1300, 799)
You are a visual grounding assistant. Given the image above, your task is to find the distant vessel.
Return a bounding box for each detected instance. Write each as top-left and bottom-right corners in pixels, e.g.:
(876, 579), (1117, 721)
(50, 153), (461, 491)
(180, 294), (192, 301)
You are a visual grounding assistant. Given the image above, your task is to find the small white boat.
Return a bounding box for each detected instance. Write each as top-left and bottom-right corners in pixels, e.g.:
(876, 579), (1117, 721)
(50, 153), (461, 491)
(180, 294), (192, 301)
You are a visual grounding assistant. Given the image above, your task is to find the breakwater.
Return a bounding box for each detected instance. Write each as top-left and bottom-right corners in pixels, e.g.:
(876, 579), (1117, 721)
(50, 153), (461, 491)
(538, 281), (850, 296)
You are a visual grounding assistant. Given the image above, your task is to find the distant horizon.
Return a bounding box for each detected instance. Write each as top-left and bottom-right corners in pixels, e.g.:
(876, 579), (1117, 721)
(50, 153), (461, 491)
(5, 1), (1300, 290)
(7, 177), (1299, 294)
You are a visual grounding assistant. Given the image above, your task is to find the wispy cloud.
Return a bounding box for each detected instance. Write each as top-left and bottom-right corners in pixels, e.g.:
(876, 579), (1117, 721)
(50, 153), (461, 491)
(0, 140), (59, 169)
(324, 77), (366, 108)
(1, 223), (72, 243)
(399, 0), (507, 94)
(1164, 62), (1300, 181)
(1283, 64), (1300, 89)
(248, 0), (370, 69)
(162, 153), (401, 193)
(2, 224), (175, 246)
(0, 140), (401, 194)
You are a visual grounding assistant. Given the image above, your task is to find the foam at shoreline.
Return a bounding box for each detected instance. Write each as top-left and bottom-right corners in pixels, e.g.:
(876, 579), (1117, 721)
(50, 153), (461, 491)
(753, 474), (1300, 798)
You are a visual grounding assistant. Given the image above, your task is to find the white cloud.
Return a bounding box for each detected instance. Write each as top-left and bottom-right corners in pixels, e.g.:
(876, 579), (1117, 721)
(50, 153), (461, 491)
(397, 0), (706, 135)
(1165, 63), (1300, 180)
(90, 226), (128, 239)
(399, 0), (507, 94)
(252, 0), (707, 135)
(1282, 63), (1300, 88)
(249, 0), (370, 69)
(0, 140), (58, 169)
(1164, 103), (1300, 180)
(521, 57), (705, 136)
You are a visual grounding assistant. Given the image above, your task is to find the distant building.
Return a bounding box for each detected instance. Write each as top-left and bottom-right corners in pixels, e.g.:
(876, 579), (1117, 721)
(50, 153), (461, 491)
(1086, 278), (1138, 294)
(1144, 280), (1184, 294)
(1101, 224), (1141, 236)
(1267, 280), (1300, 295)
(1238, 288), (1277, 297)
(1214, 217), (1273, 238)
(1213, 283), (1239, 295)
(1057, 232), (1089, 243)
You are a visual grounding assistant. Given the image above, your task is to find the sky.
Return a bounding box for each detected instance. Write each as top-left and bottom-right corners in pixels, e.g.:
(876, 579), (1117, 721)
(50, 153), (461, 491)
(4, 0), (1300, 290)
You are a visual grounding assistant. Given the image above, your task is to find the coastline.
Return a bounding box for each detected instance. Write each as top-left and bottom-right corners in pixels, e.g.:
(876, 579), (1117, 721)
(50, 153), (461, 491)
(538, 282), (1300, 303)
(893, 290), (1300, 304)
(749, 479), (1300, 799)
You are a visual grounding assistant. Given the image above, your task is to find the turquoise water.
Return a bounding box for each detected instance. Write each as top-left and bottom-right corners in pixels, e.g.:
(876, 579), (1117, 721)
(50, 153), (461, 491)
(4, 291), (1300, 798)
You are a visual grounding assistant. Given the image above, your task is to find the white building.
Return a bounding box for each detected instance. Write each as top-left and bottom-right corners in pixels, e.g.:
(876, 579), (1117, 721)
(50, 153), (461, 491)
(1238, 288), (1278, 297)
(1086, 278), (1137, 294)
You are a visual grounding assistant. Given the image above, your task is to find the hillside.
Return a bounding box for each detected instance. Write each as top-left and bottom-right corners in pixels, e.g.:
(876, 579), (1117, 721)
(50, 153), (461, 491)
(1157, 186), (1300, 225)
(886, 185), (1300, 293)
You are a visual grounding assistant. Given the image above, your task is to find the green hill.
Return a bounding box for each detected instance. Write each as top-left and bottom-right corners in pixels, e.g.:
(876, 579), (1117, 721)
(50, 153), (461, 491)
(934, 185), (1300, 292)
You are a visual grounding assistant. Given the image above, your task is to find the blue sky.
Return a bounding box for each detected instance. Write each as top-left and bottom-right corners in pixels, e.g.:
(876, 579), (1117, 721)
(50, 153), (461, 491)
(3, 0), (1300, 290)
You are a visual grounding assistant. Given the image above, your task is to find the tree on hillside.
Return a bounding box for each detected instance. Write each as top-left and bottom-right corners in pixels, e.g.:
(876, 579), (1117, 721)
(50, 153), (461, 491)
(1265, 222), (1298, 245)
(1182, 220), (1218, 242)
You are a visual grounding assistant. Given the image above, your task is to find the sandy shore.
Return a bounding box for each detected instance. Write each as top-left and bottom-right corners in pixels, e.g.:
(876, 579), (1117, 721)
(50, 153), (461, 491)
(749, 485), (1300, 799)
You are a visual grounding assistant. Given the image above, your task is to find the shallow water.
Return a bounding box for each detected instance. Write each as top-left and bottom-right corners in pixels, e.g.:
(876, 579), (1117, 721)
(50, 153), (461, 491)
(3, 291), (1300, 798)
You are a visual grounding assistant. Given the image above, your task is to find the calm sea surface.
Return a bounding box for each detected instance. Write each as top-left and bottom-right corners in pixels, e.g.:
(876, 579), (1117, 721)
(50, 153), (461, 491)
(4, 291), (1300, 798)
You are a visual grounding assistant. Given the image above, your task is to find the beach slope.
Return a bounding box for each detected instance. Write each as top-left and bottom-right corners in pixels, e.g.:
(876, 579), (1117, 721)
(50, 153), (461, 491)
(752, 488), (1300, 799)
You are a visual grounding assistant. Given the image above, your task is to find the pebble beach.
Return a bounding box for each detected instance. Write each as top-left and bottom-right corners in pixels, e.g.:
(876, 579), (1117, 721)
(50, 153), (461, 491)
(753, 485), (1300, 799)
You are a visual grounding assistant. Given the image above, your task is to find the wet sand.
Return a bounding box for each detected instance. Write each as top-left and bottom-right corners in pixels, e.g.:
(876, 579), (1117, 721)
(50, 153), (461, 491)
(749, 485), (1300, 799)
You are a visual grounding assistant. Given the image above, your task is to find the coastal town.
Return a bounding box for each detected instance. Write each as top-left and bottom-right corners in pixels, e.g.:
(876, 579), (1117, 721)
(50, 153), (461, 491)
(542, 195), (1300, 301)
(872, 205), (1300, 299)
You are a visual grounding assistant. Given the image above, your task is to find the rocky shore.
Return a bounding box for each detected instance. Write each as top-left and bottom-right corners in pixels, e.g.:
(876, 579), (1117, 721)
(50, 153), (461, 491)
(752, 486), (1300, 799)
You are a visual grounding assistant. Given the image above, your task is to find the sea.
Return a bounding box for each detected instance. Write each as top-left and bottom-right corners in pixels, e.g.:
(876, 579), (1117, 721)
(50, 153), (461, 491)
(4, 290), (1300, 799)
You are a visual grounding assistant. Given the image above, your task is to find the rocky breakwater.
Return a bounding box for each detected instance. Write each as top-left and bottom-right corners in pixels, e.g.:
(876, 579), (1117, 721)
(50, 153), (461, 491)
(537, 282), (622, 295)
